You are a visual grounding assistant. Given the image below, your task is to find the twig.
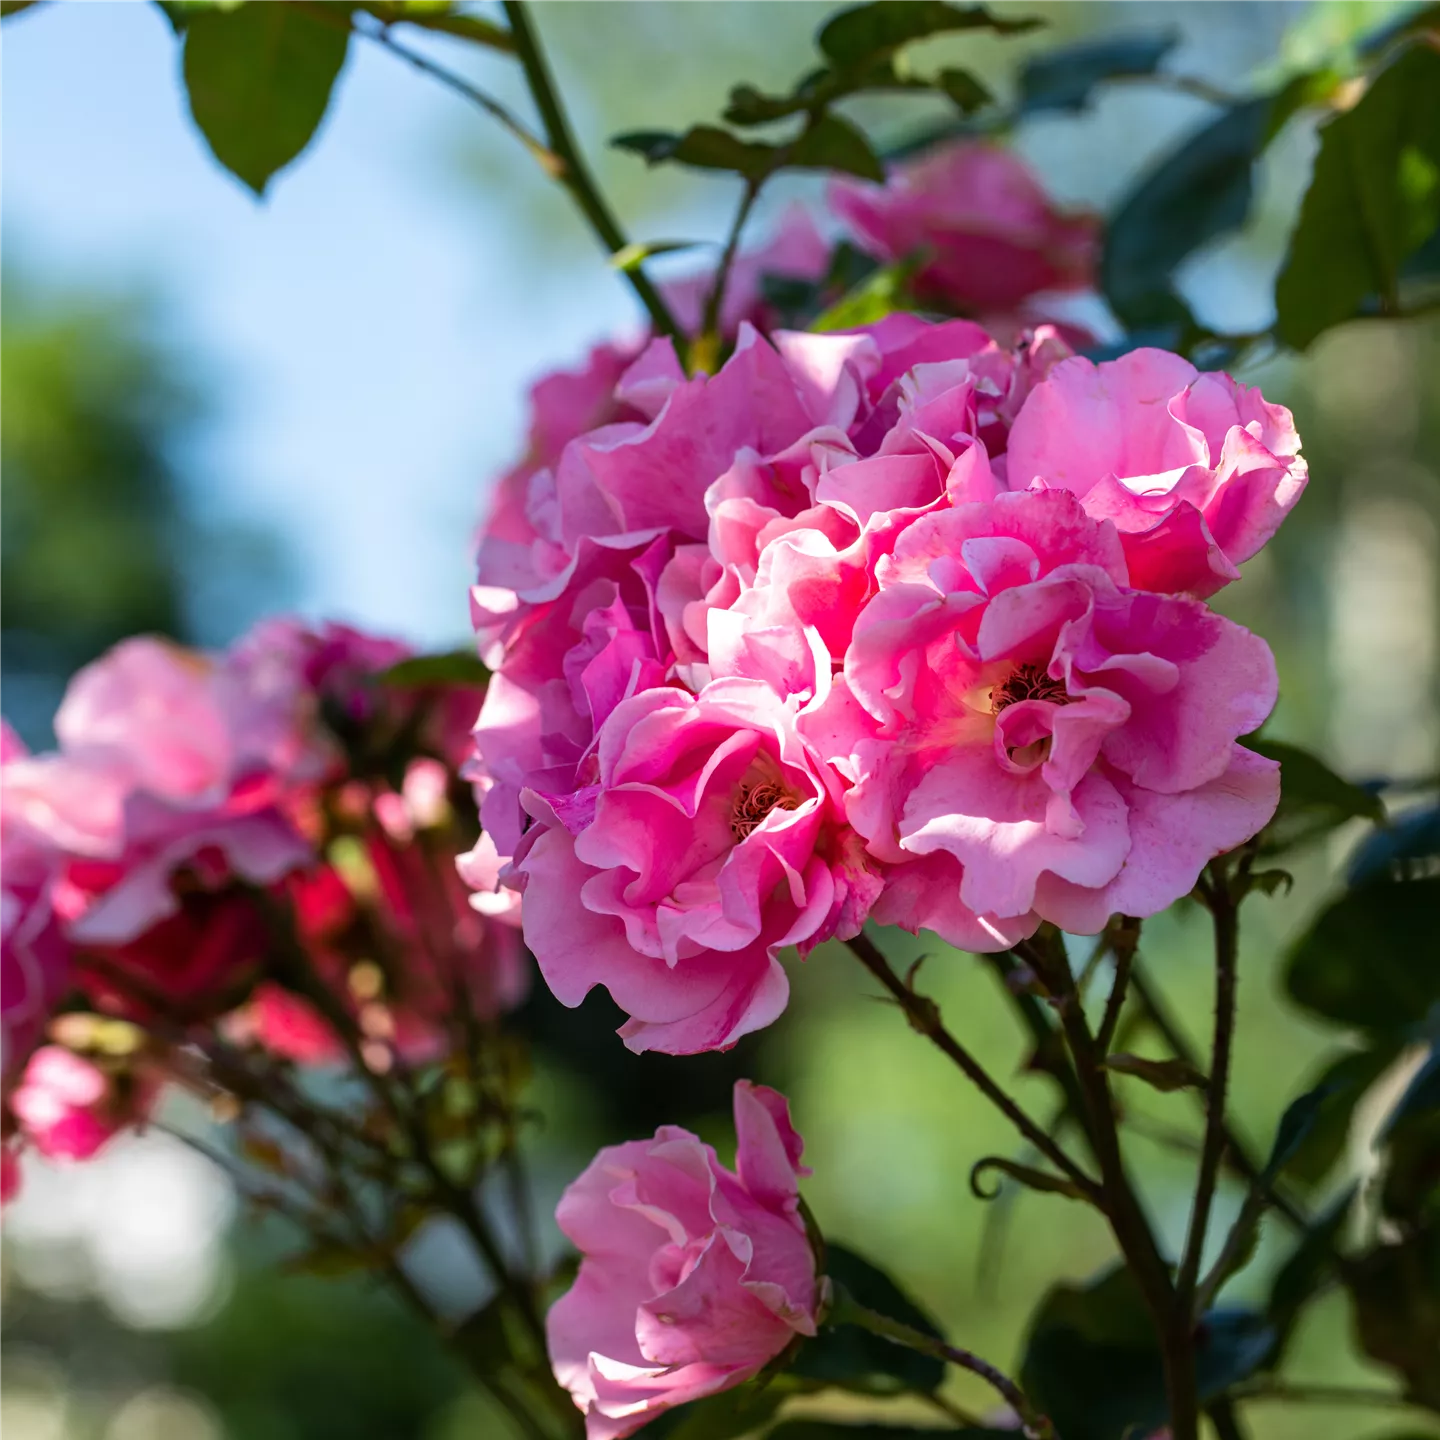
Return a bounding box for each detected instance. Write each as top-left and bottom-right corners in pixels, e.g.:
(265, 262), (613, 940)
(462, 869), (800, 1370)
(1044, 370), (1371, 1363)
(1095, 916), (1140, 1056)
(701, 177), (760, 341)
(830, 1285), (1054, 1438)
(844, 933), (1101, 1200)
(501, 1), (686, 354)
(1176, 865), (1244, 1316)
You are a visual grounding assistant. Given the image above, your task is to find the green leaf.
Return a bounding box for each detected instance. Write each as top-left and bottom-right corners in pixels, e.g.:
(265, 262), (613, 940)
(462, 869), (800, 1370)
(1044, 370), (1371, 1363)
(1265, 1186), (1355, 1364)
(643, 1379), (790, 1440)
(612, 126), (779, 181)
(794, 1242), (945, 1394)
(818, 1), (1039, 71)
(377, 650), (489, 688)
(610, 240), (704, 272)
(1, 0), (45, 17)
(811, 253), (924, 331)
(1378, 1045), (1440, 1221)
(1242, 735), (1385, 853)
(1018, 31), (1178, 115)
(770, 1425), (1009, 1439)
(1284, 876), (1440, 1032)
(1021, 1265), (1273, 1440)
(935, 67), (992, 114)
(1345, 1222), (1440, 1409)
(723, 82), (812, 128)
(1276, 42), (1440, 349)
(787, 113), (885, 181)
(1101, 1052), (1206, 1093)
(1347, 799), (1440, 885)
(1266, 1045), (1399, 1188)
(1102, 96), (1273, 331)
(182, 2), (351, 195)
(970, 1155), (1089, 1201)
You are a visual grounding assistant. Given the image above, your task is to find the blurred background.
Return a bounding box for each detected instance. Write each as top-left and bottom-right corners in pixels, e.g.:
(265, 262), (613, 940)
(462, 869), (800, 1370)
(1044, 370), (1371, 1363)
(3, 2), (1438, 1438)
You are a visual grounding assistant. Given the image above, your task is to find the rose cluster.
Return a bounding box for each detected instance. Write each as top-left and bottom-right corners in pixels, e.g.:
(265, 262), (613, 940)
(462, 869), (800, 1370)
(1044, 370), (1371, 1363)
(466, 312), (1304, 1061)
(1, 619), (522, 1192)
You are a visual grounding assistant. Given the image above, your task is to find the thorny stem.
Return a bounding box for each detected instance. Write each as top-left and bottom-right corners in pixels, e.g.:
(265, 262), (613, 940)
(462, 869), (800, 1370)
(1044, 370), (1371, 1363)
(845, 932), (1101, 1200)
(1129, 962), (1306, 1230)
(1176, 864), (1244, 1318)
(1016, 931), (1193, 1440)
(1094, 915), (1140, 1056)
(830, 1285), (1053, 1438)
(501, 1), (686, 355)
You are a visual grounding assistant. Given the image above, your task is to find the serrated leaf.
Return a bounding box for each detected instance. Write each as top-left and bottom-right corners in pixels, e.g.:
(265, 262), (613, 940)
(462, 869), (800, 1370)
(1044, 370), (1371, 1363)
(182, 2), (350, 195)
(793, 1241), (946, 1394)
(1101, 1052), (1206, 1093)
(724, 81), (811, 128)
(1284, 876), (1440, 1033)
(818, 1), (1039, 71)
(970, 1155), (1088, 1201)
(1276, 42), (1440, 349)
(1018, 31), (1178, 114)
(377, 650), (488, 688)
(644, 1381), (791, 1440)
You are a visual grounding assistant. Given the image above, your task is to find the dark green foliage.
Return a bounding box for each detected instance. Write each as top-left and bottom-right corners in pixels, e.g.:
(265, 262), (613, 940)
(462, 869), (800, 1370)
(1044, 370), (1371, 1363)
(1021, 1266), (1273, 1440)
(1243, 735), (1386, 853)
(1276, 42), (1440, 348)
(182, 1), (351, 195)
(1017, 31), (1177, 114)
(794, 1242), (947, 1394)
(1284, 876), (1440, 1032)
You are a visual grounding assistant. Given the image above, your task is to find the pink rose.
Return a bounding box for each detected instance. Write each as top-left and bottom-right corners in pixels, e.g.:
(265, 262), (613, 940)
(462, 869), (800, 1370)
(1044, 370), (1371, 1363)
(548, 1081), (817, 1440)
(8, 1045), (147, 1163)
(1004, 349), (1308, 596)
(839, 488), (1280, 933)
(515, 678), (878, 1054)
(830, 141), (1099, 316)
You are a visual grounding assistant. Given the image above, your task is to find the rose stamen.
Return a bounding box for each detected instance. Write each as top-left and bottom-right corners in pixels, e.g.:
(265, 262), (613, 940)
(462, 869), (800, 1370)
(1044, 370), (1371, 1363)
(990, 663), (1068, 714)
(731, 779), (800, 840)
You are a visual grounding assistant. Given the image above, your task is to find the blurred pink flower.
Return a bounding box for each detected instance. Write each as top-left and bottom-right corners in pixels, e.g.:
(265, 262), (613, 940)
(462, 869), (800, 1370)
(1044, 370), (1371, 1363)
(830, 140), (1099, 317)
(838, 488), (1280, 931)
(1, 723), (71, 1090)
(1004, 349), (1308, 596)
(548, 1081), (817, 1440)
(8, 1045), (142, 1163)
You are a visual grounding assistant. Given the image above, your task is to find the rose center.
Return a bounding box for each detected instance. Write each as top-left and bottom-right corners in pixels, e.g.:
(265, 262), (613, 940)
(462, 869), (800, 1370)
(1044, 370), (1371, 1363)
(731, 779), (801, 840)
(990, 663), (1069, 714)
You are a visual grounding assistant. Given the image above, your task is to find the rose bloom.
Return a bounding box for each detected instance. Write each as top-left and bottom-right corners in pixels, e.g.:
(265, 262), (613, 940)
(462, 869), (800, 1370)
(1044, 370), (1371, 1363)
(1004, 348), (1307, 596)
(515, 678), (878, 1054)
(549, 1081), (817, 1440)
(829, 140), (1099, 317)
(836, 487), (1280, 934)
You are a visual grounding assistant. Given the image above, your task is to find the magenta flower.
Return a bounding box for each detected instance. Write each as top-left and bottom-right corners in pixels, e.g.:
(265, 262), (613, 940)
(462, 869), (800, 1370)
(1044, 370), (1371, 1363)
(515, 678), (878, 1053)
(839, 488), (1280, 932)
(8, 1045), (149, 1163)
(1, 723), (71, 1089)
(1004, 348), (1308, 596)
(830, 141), (1099, 317)
(548, 1081), (817, 1439)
